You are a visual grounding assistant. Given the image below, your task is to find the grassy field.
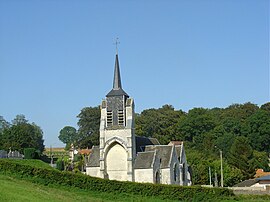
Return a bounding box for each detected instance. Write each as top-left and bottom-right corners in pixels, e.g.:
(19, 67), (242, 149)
(1, 159), (270, 202)
(0, 174), (176, 202)
(1, 173), (270, 202)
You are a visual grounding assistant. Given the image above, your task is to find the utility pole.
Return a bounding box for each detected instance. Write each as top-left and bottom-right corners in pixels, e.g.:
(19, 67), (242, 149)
(214, 170), (218, 187)
(220, 150), (224, 187)
(209, 167), (212, 186)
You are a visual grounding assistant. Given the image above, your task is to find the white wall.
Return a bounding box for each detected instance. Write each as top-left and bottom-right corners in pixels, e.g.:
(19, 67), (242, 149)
(161, 168), (171, 184)
(135, 169), (153, 183)
(86, 167), (101, 178)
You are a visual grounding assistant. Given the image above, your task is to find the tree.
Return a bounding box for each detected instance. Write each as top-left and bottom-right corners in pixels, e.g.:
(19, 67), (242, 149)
(58, 126), (77, 150)
(135, 105), (184, 144)
(12, 114), (28, 125)
(1, 123), (44, 153)
(247, 109), (270, 152)
(220, 103), (259, 136)
(0, 116), (10, 133)
(227, 136), (254, 178)
(174, 108), (216, 143)
(261, 102), (270, 112)
(77, 107), (100, 148)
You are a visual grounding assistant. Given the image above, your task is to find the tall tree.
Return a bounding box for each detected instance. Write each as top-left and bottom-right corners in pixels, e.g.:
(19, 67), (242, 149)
(174, 108), (216, 142)
(77, 106), (100, 148)
(228, 136), (254, 178)
(1, 123), (44, 153)
(135, 105), (184, 144)
(58, 126), (77, 149)
(247, 109), (270, 152)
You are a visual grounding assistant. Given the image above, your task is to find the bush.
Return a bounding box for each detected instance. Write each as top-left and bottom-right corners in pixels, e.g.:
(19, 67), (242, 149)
(56, 159), (64, 171)
(24, 148), (39, 159)
(74, 154), (82, 162)
(0, 159), (234, 201)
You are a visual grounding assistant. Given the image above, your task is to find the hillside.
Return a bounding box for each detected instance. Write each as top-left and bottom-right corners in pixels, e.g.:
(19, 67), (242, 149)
(0, 159), (270, 202)
(0, 174), (172, 202)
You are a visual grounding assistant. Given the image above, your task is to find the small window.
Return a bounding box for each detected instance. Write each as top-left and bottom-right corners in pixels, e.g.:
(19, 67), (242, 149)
(107, 111), (113, 126)
(155, 170), (160, 184)
(182, 163), (186, 182)
(173, 164), (178, 182)
(118, 110), (124, 126)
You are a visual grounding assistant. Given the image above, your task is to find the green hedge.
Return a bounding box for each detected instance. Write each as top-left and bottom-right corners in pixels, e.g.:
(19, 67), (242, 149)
(0, 159), (233, 201)
(24, 148), (41, 159)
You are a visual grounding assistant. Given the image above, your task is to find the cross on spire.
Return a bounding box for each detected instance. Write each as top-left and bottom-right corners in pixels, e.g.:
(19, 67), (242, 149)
(113, 38), (120, 54)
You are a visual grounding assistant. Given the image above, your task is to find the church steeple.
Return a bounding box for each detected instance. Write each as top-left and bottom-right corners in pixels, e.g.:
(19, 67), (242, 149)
(113, 54), (122, 90)
(106, 54), (128, 97)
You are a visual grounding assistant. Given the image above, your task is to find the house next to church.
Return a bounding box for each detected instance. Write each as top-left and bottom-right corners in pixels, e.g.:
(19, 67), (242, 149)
(85, 53), (192, 185)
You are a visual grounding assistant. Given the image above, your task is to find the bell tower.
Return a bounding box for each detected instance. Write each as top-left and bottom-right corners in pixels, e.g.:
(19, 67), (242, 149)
(99, 53), (136, 182)
(105, 54), (129, 128)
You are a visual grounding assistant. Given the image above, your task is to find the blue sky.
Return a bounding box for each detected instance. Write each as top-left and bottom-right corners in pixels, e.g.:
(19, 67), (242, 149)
(0, 0), (269, 147)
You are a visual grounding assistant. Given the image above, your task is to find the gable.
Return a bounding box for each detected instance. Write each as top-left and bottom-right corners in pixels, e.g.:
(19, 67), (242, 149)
(145, 145), (173, 168)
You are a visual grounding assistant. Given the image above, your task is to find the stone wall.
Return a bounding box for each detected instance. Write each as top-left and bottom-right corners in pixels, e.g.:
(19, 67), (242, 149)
(229, 187), (270, 195)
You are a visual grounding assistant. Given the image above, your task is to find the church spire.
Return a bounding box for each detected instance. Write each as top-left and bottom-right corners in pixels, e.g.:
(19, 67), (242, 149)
(106, 53), (129, 97)
(113, 54), (122, 90)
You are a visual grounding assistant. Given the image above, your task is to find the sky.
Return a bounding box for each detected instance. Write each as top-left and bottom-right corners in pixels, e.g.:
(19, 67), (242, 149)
(0, 0), (269, 147)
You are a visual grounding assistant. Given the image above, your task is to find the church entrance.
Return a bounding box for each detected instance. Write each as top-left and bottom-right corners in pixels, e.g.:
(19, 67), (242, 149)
(105, 142), (128, 181)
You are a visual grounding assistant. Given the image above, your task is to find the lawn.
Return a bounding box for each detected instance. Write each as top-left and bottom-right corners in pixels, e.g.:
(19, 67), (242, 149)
(0, 174), (176, 202)
(1, 159), (270, 202)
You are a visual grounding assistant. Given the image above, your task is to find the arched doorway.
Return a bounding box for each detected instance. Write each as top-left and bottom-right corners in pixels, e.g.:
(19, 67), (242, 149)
(105, 142), (128, 181)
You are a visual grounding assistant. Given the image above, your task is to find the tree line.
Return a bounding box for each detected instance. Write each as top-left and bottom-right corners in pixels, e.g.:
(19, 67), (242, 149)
(60, 102), (270, 186)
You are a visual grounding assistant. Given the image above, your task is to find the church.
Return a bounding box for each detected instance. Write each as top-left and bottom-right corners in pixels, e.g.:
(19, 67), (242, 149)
(86, 53), (192, 185)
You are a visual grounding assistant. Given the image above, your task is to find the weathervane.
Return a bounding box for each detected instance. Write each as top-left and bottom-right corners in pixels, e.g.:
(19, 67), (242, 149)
(113, 37), (120, 54)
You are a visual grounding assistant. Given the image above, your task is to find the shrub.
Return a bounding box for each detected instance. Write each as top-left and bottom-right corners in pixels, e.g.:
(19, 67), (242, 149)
(24, 148), (38, 159)
(73, 154), (82, 162)
(0, 159), (234, 201)
(56, 159), (64, 171)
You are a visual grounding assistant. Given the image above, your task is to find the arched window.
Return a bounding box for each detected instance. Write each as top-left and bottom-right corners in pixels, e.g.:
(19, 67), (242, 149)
(182, 163), (186, 182)
(173, 164), (178, 182)
(155, 170), (160, 184)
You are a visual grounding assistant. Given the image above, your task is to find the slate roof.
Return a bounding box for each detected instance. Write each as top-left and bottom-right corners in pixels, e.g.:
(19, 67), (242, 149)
(106, 54), (129, 97)
(256, 175), (270, 181)
(135, 136), (160, 153)
(145, 145), (173, 168)
(233, 179), (257, 187)
(134, 151), (155, 169)
(87, 146), (100, 167)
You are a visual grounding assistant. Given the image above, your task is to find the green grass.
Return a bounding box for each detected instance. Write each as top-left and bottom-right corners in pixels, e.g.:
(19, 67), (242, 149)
(1, 159), (270, 202)
(1, 174), (270, 202)
(0, 174), (176, 202)
(0, 159), (53, 169)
